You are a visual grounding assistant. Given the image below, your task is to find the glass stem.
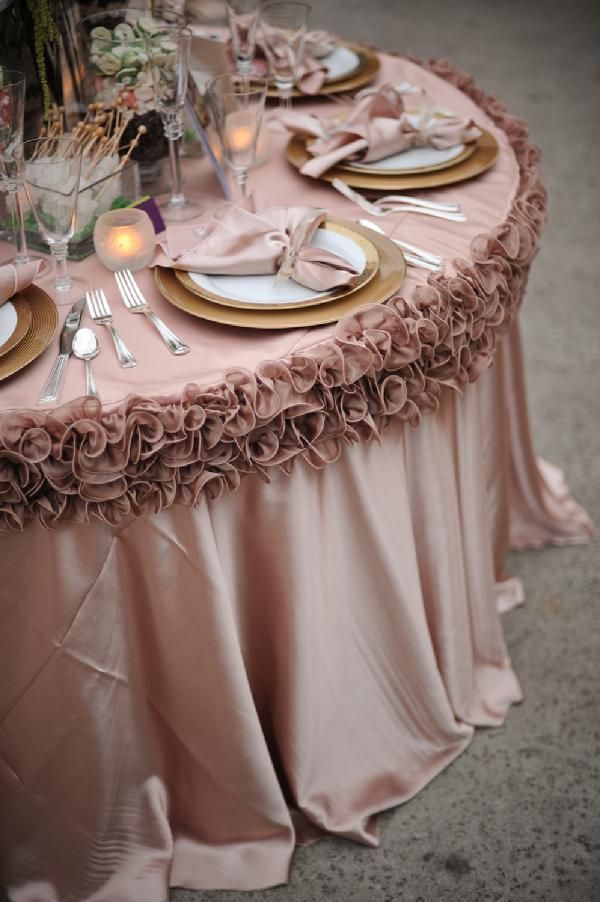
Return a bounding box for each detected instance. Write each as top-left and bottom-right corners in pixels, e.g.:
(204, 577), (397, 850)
(10, 188), (30, 266)
(235, 168), (249, 199)
(168, 136), (185, 207)
(51, 242), (71, 292)
(279, 90), (292, 111)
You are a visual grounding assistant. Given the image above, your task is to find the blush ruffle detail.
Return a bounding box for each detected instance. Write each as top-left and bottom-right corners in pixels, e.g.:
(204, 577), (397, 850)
(0, 58), (548, 533)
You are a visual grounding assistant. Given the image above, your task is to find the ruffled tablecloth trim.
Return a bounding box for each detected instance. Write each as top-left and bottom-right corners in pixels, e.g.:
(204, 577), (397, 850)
(0, 58), (547, 533)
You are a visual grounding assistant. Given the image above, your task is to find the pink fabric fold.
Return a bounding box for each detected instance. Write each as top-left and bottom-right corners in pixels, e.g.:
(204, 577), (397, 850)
(152, 205), (360, 292)
(280, 83), (482, 177)
(0, 260), (42, 306)
(255, 29), (338, 95)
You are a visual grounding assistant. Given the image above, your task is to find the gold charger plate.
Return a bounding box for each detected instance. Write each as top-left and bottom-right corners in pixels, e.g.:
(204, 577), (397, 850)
(175, 221), (380, 311)
(155, 218), (406, 330)
(266, 43), (380, 99)
(286, 129), (499, 191)
(0, 295), (33, 358)
(0, 284), (58, 382)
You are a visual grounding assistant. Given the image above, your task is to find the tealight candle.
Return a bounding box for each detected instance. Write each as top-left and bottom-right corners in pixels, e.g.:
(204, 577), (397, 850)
(93, 208), (156, 272)
(225, 109), (259, 165)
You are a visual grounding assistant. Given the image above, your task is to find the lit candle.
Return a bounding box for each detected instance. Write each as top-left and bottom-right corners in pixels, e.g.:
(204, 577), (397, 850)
(106, 226), (145, 257)
(93, 208), (156, 272)
(225, 109), (257, 164)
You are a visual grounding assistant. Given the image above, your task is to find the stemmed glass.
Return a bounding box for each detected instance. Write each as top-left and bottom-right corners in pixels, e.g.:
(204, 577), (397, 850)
(16, 137), (86, 305)
(205, 74), (267, 199)
(259, 2), (311, 110)
(145, 22), (202, 221)
(226, 0), (261, 75)
(0, 68), (42, 268)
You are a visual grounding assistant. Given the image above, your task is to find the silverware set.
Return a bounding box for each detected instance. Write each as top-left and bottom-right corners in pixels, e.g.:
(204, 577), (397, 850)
(38, 269), (190, 405)
(331, 178), (466, 221)
(357, 219), (445, 272)
(330, 179), (465, 272)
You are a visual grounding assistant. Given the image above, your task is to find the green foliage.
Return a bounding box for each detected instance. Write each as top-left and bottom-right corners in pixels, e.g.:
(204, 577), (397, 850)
(0, 0), (60, 118)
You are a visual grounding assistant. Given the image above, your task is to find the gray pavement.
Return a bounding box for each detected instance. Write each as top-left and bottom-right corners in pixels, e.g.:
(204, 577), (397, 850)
(173, 1), (600, 901)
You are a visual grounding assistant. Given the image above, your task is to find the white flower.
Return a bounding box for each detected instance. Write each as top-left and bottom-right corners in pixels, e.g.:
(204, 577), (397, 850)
(97, 54), (121, 76)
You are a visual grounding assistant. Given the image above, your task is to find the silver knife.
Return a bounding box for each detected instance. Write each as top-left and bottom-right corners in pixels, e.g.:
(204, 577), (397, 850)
(38, 297), (86, 404)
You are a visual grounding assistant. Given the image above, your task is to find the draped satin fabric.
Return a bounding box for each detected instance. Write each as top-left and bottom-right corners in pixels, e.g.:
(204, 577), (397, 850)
(0, 322), (592, 901)
(0, 51), (593, 901)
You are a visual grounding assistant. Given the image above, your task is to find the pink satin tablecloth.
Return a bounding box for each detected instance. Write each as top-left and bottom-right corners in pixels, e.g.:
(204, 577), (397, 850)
(0, 53), (593, 901)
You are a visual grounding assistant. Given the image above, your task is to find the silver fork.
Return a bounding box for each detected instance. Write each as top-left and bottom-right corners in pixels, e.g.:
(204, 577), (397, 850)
(86, 288), (137, 368)
(331, 178), (467, 221)
(114, 269), (190, 356)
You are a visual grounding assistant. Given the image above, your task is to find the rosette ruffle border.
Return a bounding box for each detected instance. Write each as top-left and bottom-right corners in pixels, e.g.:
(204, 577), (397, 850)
(0, 57), (547, 533)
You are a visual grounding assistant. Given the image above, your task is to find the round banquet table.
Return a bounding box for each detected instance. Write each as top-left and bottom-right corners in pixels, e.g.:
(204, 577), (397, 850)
(0, 51), (594, 902)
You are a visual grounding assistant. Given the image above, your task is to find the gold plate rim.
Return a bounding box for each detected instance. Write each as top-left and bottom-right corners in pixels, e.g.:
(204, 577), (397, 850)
(286, 129), (500, 191)
(155, 217), (406, 330)
(175, 220), (380, 311)
(0, 283), (58, 382)
(0, 295), (33, 359)
(266, 43), (380, 99)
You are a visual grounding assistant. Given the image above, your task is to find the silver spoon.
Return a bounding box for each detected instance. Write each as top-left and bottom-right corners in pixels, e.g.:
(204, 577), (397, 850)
(72, 327), (100, 400)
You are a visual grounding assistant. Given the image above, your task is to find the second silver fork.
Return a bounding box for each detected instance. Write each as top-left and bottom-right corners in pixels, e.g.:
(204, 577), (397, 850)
(86, 288), (137, 368)
(115, 269), (190, 356)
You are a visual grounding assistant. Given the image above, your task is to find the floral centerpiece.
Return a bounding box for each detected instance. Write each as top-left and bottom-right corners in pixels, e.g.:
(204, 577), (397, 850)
(80, 9), (176, 176)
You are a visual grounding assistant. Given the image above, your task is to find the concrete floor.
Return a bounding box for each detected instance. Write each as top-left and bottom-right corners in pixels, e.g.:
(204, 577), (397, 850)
(172, 1), (600, 901)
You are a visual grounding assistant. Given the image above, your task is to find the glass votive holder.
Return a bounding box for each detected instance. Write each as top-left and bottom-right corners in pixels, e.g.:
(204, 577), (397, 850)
(93, 208), (156, 272)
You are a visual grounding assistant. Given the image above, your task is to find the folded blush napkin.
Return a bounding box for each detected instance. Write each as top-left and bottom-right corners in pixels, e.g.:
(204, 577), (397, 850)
(0, 260), (43, 306)
(254, 29), (338, 95)
(280, 83), (482, 178)
(153, 205), (360, 293)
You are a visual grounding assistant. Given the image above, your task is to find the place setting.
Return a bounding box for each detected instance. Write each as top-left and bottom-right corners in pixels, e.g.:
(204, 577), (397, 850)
(0, 0), (496, 397)
(226, 0), (380, 102)
(283, 81), (499, 191)
(153, 62), (406, 330)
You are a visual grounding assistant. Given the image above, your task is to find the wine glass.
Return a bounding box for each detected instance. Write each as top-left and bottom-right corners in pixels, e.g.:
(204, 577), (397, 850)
(0, 68), (43, 269)
(259, 1), (311, 110)
(226, 0), (261, 75)
(205, 74), (267, 199)
(16, 137), (86, 305)
(144, 22), (203, 221)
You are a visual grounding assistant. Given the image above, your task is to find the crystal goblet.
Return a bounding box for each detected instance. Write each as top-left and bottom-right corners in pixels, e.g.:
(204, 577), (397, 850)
(226, 0), (261, 75)
(145, 22), (203, 221)
(205, 74), (267, 199)
(259, 2), (311, 110)
(17, 137), (86, 305)
(0, 68), (43, 269)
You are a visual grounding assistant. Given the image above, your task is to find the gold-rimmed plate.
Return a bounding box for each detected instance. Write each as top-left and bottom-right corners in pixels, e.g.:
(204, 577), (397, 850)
(343, 140), (478, 176)
(0, 295), (33, 358)
(0, 283), (58, 382)
(155, 217), (406, 330)
(286, 128), (499, 191)
(175, 221), (380, 311)
(266, 43), (380, 99)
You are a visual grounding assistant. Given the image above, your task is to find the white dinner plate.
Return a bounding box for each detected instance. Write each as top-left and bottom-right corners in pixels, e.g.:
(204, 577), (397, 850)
(323, 45), (362, 82)
(0, 301), (17, 348)
(186, 228), (367, 307)
(347, 110), (465, 173)
(350, 143), (466, 173)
